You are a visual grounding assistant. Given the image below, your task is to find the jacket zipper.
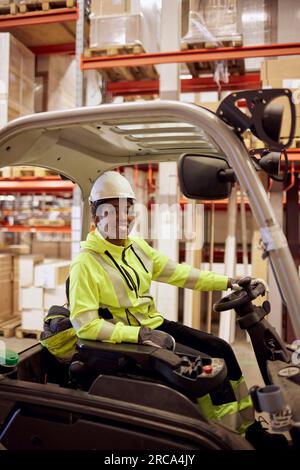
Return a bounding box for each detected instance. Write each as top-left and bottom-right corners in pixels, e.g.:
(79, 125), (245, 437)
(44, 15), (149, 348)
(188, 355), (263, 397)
(125, 307), (141, 326)
(122, 245), (140, 290)
(105, 249), (139, 298)
(104, 250), (135, 292)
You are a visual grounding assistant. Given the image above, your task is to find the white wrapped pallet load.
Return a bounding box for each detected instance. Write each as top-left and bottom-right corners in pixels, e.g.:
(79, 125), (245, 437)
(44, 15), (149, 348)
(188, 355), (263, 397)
(19, 254), (44, 287)
(21, 287), (44, 310)
(34, 261), (70, 289)
(90, 13), (141, 48)
(21, 309), (45, 331)
(44, 285), (67, 311)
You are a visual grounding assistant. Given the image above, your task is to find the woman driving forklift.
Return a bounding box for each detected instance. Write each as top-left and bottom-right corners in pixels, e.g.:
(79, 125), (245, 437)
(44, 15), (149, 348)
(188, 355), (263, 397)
(42, 171), (288, 449)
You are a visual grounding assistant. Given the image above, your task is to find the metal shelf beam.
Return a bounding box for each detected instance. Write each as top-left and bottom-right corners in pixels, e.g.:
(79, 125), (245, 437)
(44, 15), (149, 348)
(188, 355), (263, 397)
(0, 7), (78, 28)
(0, 225), (71, 233)
(0, 179), (74, 193)
(107, 73), (261, 96)
(81, 42), (300, 71)
(29, 43), (75, 55)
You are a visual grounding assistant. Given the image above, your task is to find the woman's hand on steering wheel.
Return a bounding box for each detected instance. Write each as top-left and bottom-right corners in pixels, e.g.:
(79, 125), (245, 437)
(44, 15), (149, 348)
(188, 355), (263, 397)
(228, 277), (269, 293)
(214, 277), (268, 312)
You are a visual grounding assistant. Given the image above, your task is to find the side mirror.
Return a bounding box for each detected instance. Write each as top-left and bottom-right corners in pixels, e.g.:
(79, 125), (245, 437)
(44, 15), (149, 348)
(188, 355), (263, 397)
(217, 89), (296, 150)
(178, 154), (235, 200)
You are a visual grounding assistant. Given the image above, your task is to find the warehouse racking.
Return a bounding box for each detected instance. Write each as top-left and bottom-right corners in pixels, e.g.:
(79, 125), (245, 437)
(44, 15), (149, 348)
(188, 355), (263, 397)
(1, 0), (300, 340)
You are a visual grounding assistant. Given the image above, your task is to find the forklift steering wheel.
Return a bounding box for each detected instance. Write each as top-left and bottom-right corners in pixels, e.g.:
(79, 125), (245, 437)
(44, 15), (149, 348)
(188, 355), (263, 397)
(213, 277), (266, 312)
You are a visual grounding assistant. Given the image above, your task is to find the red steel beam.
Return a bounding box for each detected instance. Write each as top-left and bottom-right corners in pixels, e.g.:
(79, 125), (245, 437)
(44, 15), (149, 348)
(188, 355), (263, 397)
(0, 225), (71, 233)
(0, 7), (78, 29)
(29, 43), (75, 55)
(81, 42), (300, 71)
(0, 179), (74, 193)
(287, 148), (300, 162)
(107, 73), (261, 96)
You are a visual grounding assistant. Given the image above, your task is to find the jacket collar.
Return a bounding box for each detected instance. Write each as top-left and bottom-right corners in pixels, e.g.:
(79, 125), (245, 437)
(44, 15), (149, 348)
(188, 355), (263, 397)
(81, 229), (132, 258)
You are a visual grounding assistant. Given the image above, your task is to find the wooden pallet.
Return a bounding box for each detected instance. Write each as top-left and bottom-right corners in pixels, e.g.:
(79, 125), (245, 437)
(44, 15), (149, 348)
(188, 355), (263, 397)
(0, 316), (21, 338)
(0, 0), (75, 15)
(15, 327), (41, 340)
(0, 166), (56, 178)
(84, 43), (158, 82)
(181, 39), (245, 77)
(0, 1), (18, 14)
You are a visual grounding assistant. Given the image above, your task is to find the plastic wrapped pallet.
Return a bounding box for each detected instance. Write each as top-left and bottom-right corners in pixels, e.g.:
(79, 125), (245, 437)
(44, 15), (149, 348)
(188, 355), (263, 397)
(188, 0), (238, 40)
(182, 1), (242, 85)
(239, 0), (273, 71)
(0, 33), (35, 127)
(90, 13), (141, 48)
(90, 0), (131, 16)
(89, 1), (161, 56)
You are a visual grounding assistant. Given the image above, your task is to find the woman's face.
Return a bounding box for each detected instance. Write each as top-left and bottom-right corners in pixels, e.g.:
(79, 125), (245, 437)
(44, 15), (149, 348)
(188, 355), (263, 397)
(95, 198), (135, 240)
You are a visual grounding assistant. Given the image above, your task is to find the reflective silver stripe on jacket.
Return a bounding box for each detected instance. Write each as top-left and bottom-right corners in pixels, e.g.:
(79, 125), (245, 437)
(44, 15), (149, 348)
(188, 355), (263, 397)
(155, 259), (178, 282)
(220, 406), (254, 431)
(240, 405), (255, 422)
(96, 319), (117, 341)
(231, 380), (249, 402)
(81, 249), (133, 307)
(221, 411), (243, 430)
(72, 308), (116, 341)
(183, 266), (201, 289)
(131, 241), (153, 273)
(71, 310), (99, 331)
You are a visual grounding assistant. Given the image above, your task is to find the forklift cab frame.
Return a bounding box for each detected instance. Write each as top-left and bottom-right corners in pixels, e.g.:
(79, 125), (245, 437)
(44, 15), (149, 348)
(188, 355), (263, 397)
(0, 99), (299, 450)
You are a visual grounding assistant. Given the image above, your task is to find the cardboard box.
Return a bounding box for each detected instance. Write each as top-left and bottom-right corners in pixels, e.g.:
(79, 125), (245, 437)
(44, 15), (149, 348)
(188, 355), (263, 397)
(21, 286), (44, 310)
(0, 33), (35, 127)
(0, 253), (19, 317)
(261, 57), (300, 83)
(19, 254), (44, 287)
(58, 241), (71, 259)
(0, 245), (30, 255)
(0, 254), (13, 320)
(44, 286), (67, 310)
(13, 255), (20, 314)
(21, 309), (45, 331)
(31, 240), (59, 258)
(34, 261), (70, 289)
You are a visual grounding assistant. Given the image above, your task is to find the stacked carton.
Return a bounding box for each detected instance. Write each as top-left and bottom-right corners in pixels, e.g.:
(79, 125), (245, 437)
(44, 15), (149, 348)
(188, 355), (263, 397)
(31, 240), (71, 259)
(0, 254), (19, 320)
(19, 256), (69, 331)
(36, 55), (76, 112)
(0, 33), (35, 126)
(261, 57), (300, 143)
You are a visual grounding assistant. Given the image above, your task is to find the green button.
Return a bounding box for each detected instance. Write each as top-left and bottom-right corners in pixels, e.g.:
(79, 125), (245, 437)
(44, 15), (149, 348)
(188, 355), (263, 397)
(0, 348), (19, 367)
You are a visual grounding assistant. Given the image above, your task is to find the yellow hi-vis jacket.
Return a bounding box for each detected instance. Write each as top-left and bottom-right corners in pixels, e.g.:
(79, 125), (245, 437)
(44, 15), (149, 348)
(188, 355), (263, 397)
(69, 230), (228, 344)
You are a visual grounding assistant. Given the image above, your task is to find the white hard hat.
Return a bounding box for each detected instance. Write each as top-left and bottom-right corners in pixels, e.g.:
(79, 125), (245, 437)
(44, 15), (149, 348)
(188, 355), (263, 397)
(90, 171), (135, 203)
